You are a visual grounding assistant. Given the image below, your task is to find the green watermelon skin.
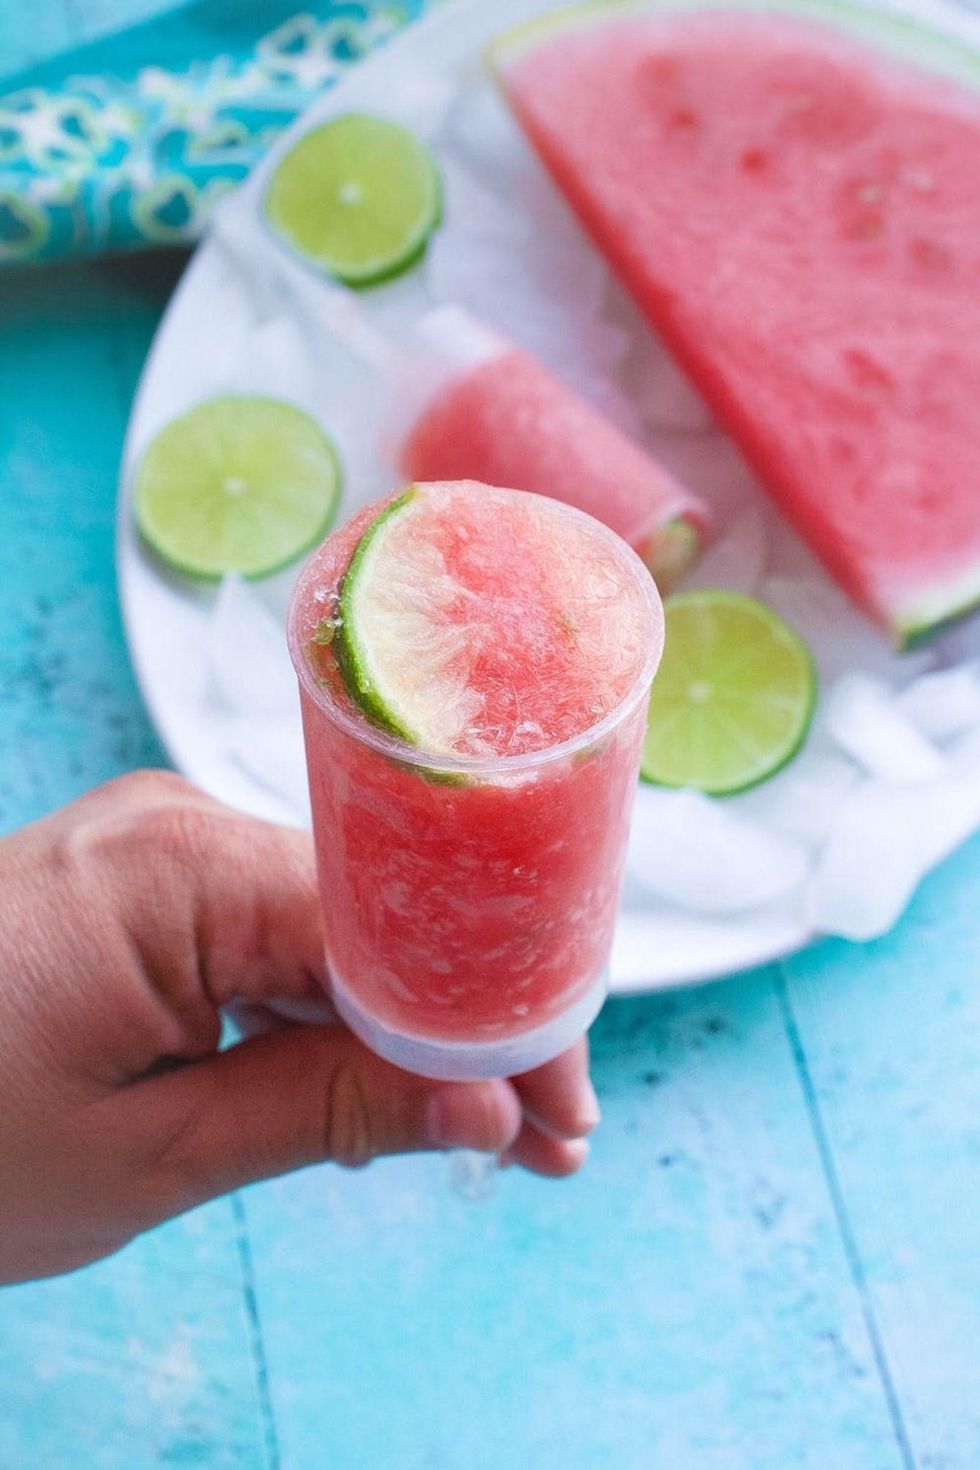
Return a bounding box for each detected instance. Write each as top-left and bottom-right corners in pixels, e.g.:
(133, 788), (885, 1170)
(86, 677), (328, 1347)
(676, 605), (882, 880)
(492, 0), (980, 643)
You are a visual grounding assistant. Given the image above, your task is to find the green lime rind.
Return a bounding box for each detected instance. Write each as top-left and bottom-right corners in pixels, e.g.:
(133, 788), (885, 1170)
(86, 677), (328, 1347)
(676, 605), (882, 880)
(135, 395), (341, 580)
(263, 113), (443, 288)
(335, 487), (419, 741)
(641, 515), (703, 590)
(641, 589), (817, 796)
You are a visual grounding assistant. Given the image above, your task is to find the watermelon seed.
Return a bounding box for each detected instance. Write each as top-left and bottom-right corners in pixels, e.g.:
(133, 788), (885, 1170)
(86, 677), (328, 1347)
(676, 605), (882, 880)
(647, 55), (681, 85)
(910, 237), (952, 271)
(740, 148), (769, 175)
(852, 212), (884, 240)
(668, 107), (699, 132)
(843, 348), (893, 394)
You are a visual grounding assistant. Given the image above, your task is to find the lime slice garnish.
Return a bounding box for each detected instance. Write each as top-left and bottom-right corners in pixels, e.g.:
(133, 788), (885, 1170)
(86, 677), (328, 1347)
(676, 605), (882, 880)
(336, 488), (425, 743)
(641, 590), (817, 794)
(135, 395), (341, 579)
(334, 481), (657, 758)
(263, 113), (442, 287)
(337, 487), (493, 751)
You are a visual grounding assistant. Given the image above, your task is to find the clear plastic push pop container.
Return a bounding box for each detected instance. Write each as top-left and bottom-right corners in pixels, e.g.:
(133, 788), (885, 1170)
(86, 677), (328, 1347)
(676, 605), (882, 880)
(288, 480), (664, 1080)
(395, 306), (711, 588)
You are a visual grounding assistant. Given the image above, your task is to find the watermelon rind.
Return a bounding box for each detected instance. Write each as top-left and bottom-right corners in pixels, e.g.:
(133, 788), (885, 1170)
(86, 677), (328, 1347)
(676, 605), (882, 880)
(488, 0), (980, 94)
(897, 572), (980, 650)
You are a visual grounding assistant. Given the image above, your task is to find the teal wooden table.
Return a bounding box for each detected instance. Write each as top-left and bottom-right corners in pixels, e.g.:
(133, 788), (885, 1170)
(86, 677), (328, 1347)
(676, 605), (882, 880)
(3, 6), (980, 1467)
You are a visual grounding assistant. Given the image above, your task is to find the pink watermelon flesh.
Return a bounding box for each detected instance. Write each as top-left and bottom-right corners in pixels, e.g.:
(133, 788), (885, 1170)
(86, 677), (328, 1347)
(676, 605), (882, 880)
(493, 3), (980, 642)
(399, 342), (710, 582)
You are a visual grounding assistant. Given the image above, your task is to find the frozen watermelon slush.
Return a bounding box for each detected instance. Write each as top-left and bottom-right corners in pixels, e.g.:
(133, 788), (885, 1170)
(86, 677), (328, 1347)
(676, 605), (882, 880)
(493, 0), (980, 642)
(397, 307), (709, 587)
(288, 481), (663, 1080)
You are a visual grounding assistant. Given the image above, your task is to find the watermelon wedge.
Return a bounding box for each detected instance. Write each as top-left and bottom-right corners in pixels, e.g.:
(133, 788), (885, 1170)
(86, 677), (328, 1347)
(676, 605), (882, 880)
(490, 0), (980, 644)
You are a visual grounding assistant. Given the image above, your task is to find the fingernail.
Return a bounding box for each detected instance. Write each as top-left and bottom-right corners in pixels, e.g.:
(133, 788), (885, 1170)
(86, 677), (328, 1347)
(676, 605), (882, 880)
(426, 1081), (522, 1153)
(566, 1138), (591, 1169)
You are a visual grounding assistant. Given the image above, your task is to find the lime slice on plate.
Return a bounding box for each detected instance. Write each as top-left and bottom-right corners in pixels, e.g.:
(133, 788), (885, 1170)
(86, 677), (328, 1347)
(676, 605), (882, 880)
(135, 395), (341, 579)
(263, 113), (442, 287)
(641, 590), (817, 794)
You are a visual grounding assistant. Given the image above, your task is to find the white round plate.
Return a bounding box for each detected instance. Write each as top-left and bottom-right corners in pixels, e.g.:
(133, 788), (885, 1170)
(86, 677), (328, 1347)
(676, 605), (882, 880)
(118, 0), (980, 994)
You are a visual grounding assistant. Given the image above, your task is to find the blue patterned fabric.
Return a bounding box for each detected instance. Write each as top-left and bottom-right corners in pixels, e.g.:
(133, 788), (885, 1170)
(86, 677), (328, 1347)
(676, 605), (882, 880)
(0, 0), (430, 265)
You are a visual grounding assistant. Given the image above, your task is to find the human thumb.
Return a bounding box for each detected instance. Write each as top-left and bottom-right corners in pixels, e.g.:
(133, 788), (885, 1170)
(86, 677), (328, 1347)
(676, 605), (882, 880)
(135, 1022), (523, 1219)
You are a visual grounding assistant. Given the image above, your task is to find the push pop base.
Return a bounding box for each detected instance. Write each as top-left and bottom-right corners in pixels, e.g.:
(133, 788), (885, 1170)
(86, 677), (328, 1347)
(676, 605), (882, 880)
(328, 963), (609, 1081)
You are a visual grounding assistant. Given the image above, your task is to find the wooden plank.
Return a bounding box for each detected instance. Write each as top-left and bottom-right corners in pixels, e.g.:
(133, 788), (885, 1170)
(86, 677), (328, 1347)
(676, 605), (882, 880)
(781, 835), (980, 1468)
(0, 0), (176, 80)
(71, 0), (186, 46)
(0, 257), (178, 832)
(0, 0), (81, 79)
(0, 252), (271, 1467)
(0, 1204), (272, 1469)
(240, 968), (907, 1469)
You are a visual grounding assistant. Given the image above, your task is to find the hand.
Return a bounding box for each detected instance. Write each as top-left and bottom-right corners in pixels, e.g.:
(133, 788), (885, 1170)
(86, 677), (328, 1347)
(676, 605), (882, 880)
(0, 772), (600, 1283)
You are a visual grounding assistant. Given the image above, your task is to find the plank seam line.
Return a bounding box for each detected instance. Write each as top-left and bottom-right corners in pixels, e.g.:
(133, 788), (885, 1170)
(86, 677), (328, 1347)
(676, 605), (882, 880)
(58, 0), (86, 46)
(774, 970), (916, 1470)
(233, 1193), (282, 1470)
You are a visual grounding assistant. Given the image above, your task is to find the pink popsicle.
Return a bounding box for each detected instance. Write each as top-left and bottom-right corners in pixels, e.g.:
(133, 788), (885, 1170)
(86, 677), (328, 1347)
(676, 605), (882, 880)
(398, 311), (710, 586)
